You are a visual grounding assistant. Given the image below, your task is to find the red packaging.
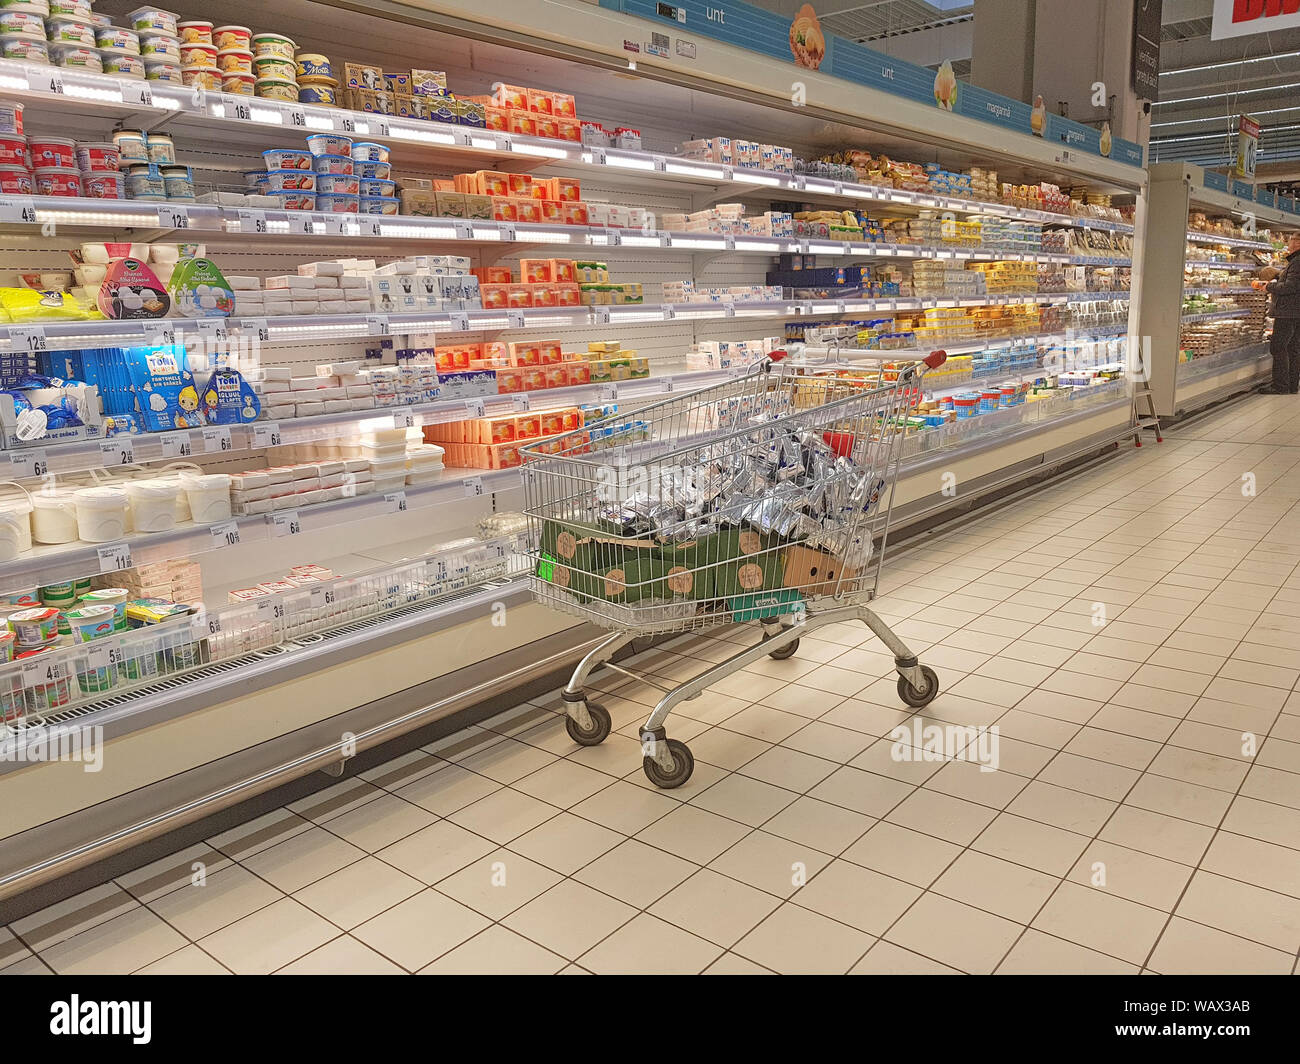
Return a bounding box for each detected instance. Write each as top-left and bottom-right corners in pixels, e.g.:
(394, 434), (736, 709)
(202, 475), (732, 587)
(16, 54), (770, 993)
(543, 366), (568, 390)
(0, 167), (32, 195)
(81, 171), (124, 199)
(537, 339), (562, 364)
(0, 137), (28, 167)
(28, 137), (75, 169)
(34, 167), (81, 197)
(530, 286), (558, 307)
(519, 259), (552, 284)
(480, 284), (509, 309)
(491, 198), (518, 222)
(508, 341), (540, 367)
(551, 92), (576, 118)
(538, 199), (564, 222)
(566, 361), (591, 384)
(495, 368), (523, 393)
(506, 173), (532, 196)
(525, 88), (553, 114)
(554, 285), (582, 307)
(554, 178), (580, 202)
(533, 116), (559, 141)
(514, 198), (541, 224)
(550, 259), (576, 283)
(520, 367), (547, 390)
(507, 110), (537, 137)
(555, 117), (582, 142)
(561, 202), (589, 225)
(484, 106), (509, 132)
(505, 284), (532, 308)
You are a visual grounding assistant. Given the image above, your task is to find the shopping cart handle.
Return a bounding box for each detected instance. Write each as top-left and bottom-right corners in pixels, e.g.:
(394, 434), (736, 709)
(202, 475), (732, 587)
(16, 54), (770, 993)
(769, 350), (788, 362)
(924, 350), (947, 369)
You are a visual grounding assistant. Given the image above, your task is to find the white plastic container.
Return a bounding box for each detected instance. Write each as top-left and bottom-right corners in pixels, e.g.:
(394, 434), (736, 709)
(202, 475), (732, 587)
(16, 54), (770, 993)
(0, 495), (33, 559)
(30, 490), (78, 543)
(180, 472), (231, 522)
(124, 479), (178, 533)
(73, 486), (129, 543)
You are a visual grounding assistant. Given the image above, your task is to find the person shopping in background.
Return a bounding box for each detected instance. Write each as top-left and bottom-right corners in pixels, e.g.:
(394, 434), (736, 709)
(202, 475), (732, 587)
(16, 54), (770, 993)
(1260, 232), (1300, 394)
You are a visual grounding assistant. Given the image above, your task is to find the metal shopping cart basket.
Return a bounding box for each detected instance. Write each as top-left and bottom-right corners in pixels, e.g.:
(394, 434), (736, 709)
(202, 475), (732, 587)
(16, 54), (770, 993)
(518, 346), (947, 788)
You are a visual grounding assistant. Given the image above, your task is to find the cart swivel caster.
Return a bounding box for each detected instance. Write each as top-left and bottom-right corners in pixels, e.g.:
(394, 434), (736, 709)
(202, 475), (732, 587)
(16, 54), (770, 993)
(563, 697), (611, 746)
(764, 635), (799, 660)
(640, 729), (694, 789)
(896, 665), (940, 709)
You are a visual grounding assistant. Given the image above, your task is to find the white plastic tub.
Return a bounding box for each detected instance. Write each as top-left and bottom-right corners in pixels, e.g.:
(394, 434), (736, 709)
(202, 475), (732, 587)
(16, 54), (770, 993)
(30, 490), (78, 544)
(0, 495), (33, 559)
(180, 472), (231, 522)
(73, 486), (129, 543)
(125, 479), (179, 533)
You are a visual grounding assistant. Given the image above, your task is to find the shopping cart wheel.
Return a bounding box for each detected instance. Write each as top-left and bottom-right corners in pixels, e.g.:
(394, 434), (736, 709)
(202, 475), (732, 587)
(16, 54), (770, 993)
(564, 701), (612, 746)
(642, 738), (694, 789)
(763, 635), (799, 660)
(897, 666), (940, 709)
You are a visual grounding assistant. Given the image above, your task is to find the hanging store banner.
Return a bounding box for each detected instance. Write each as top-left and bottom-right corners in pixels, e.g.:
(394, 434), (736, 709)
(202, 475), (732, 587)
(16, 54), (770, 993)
(1236, 114), (1260, 178)
(1131, 0), (1162, 101)
(1212, 0), (1300, 40)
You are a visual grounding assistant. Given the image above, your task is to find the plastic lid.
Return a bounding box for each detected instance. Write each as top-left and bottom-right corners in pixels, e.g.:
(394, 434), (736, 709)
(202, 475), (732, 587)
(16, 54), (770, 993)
(28, 135), (76, 145)
(180, 472), (229, 488)
(124, 479), (178, 498)
(74, 486), (128, 508)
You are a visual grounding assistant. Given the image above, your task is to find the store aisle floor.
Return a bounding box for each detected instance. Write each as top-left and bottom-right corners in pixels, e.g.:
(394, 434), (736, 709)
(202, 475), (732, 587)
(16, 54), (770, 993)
(7, 392), (1300, 976)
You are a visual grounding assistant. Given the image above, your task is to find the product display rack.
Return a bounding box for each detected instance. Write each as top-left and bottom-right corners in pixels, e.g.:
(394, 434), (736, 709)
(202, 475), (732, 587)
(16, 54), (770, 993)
(0, 0), (1153, 905)
(1139, 162), (1284, 418)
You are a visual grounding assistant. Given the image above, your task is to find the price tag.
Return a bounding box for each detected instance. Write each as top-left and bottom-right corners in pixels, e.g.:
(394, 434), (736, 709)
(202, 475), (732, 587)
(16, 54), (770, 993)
(659, 232), (672, 248)
(252, 422), (283, 449)
(287, 108), (308, 129)
(659, 377), (674, 393)
(652, 155), (667, 173)
(242, 318), (270, 343)
(662, 305), (676, 321)
(0, 197), (37, 224)
(159, 430), (193, 458)
(210, 520), (241, 548)
(383, 491), (408, 513)
(594, 307), (612, 325)
(462, 476), (485, 497)
(97, 542), (133, 573)
(202, 426), (233, 453)
(450, 127), (472, 146)
(8, 324), (47, 351)
(195, 319), (228, 342)
(452, 220), (474, 240)
(721, 166), (734, 182)
(465, 398), (486, 418)
(98, 438), (135, 466)
(493, 134), (512, 152)
(833, 181), (844, 196)
(334, 113), (357, 134)
(230, 99), (253, 121)
(318, 213), (345, 237)
(605, 229), (623, 246)
(447, 311), (471, 332)
(27, 69), (64, 95)
(598, 383), (619, 401)
(87, 642), (122, 672)
(310, 585), (336, 609)
(499, 222), (517, 241)
(8, 448), (48, 478)
(722, 302), (736, 317)
(723, 235), (736, 251)
(505, 309), (527, 329)
(366, 314), (391, 336)
(257, 598), (286, 622)
(270, 510), (302, 537)
(284, 211), (312, 235)
(590, 146), (608, 165)
(22, 657), (69, 686)
(391, 407), (416, 429)
(237, 209), (268, 234)
(511, 394), (530, 411)
(360, 216), (383, 238)
(835, 300), (847, 314)
(158, 205), (190, 230)
(201, 612), (223, 636)
(142, 321), (177, 346)
(121, 81), (153, 108)
(792, 175), (807, 191)
(372, 117), (391, 137)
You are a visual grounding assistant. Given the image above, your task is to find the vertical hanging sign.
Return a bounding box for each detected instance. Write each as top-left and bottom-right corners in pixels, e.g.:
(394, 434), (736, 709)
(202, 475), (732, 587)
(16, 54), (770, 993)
(1236, 115), (1260, 178)
(1131, 0), (1162, 101)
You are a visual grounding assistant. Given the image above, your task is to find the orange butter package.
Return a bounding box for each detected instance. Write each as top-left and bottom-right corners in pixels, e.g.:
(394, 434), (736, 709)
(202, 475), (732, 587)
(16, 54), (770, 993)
(484, 106), (509, 132)
(554, 284), (582, 307)
(494, 84), (529, 109)
(530, 286), (559, 307)
(537, 339), (563, 364)
(505, 284), (532, 308)
(551, 92), (576, 117)
(495, 367), (523, 393)
(508, 341), (540, 367)
(513, 411), (542, 439)
(555, 117), (582, 142)
(550, 259), (576, 283)
(566, 361), (591, 385)
(542, 366), (568, 390)
(520, 259), (552, 284)
(561, 202), (588, 225)
(533, 115), (559, 141)
(520, 367), (548, 390)
(538, 200), (564, 222)
(525, 89), (553, 114)
(480, 284), (509, 309)
(554, 178), (580, 202)
(492, 199), (519, 222)
(514, 198), (541, 224)
(506, 173), (532, 196)
(508, 111), (537, 137)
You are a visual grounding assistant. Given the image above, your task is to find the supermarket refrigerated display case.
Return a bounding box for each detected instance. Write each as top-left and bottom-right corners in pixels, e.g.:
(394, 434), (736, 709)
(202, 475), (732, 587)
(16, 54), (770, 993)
(0, 0), (1224, 909)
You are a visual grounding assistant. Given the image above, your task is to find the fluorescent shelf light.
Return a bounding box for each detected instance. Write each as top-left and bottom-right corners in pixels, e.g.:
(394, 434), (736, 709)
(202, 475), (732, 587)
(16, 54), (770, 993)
(741, 173), (782, 187)
(665, 162), (724, 179)
(739, 241), (782, 252)
(511, 143), (570, 159)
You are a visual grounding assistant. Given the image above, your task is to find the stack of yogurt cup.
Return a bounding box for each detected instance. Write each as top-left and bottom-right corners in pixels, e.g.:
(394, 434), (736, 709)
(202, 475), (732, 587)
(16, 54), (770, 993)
(0, 0), (140, 79)
(251, 31), (297, 102)
(212, 24), (252, 96)
(173, 15), (218, 91)
(0, 100), (124, 197)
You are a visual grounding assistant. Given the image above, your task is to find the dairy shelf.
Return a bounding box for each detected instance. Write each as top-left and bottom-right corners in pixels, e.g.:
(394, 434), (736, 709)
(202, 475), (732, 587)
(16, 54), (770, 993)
(1182, 260), (1261, 272)
(1179, 309), (1252, 324)
(1185, 231), (1275, 251)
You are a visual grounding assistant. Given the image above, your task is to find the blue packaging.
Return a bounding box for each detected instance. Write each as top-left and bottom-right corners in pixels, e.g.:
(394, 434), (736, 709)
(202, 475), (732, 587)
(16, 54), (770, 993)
(122, 344), (205, 430)
(200, 367), (261, 424)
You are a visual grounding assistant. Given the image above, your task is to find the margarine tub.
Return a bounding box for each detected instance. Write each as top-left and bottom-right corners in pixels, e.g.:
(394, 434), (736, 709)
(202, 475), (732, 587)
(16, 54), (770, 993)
(250, 31), (293, 58)
(144, 59), (181, 82)
(175, 19), (212, 45)
(222, 72), (253, 95)
(297, 83), (335, 106)
(51, 43), (102, 71)
(30, 489), (78, 543)
(294, 52), (332, 80)
(46, 19), (96, 46)
(212, 24), (249, 50)
(0, 0), (49, 16)
(1, 37), (48, 62)
(102, 51), (146, 79)
(351, 141), (388, 164)
(0, 496), (32, 560)
(252, 54), (294, 81)
(139, 33), (179, 61)
(48, 0), (90, 18)
(255, 76), (296, 102)
(96, 26), (140, 53)
(126, 6), (178, 35)
(0, 11), (43, 36)
(111, 129), (149, 164)
(215, 47), (250, 74)
(124, 479), (178, 533)
(178, 41), (215, 68)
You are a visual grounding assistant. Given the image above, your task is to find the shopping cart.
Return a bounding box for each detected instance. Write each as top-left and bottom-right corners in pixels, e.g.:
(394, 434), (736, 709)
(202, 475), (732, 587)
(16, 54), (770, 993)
(518, 347), (947, 788)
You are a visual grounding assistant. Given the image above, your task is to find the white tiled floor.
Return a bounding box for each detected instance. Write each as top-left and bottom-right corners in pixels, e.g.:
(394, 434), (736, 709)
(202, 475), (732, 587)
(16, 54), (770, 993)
(6, 393), (1300, 974)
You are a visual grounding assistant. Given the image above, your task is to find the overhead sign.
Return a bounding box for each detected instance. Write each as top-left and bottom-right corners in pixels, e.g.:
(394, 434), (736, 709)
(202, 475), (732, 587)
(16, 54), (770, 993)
(1213, 0), (1300, 40)
(1236, 114), (1261, 177)
(1132, 0), (1162, 100)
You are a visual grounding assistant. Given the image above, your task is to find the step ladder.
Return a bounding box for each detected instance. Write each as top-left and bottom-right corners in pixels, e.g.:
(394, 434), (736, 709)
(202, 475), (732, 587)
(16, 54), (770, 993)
(1132, 382), (1163, 447)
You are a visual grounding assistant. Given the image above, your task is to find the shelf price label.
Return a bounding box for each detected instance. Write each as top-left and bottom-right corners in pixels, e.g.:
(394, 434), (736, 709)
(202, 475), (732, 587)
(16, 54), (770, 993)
(229, 99), (253, 121)
(0, 198), (37, 225)
(464, 398), (485, 418)
(598, 383), (618, 402)
(287, 108), (308, 129)
(317, 213), (345, 237)
(194, 319), (228, 342)
(98, 437), (135, 466)
(366, 314), (391, 336)
(493, 134), (512, 153)
(241, 318), (270, 343)
(202, 426), (233, 453)
(310, 586), (337, 609)
(383, 491), (408, 513)
(662, 306), (676, 321)
(462, 476), (485, 497)
(721, 302), (736, 317)
(251, 422), (283, 449)
(22, 657), (69, 687)
(237, 209), (268, 234)
(158, 430), (193, 459)
(282, 211), (312, 235)
(120, 81), (154, 108)
(26, 69), (64, 95)
(142, 321), (177, 346)
(447, 311), (471, 333)
(269, 510), (301, 537)
(452, 220), (474, 240)
(651, 155), (667, 173)
(603, 229), (622, 246)
(158, 205), (190, 230)
(391, 407), (416, 429)
(209, 520), (241, 548)
(9, 324), (47, 352)
(505, 309), (527, 329)
(86, 642), (122, 672)
(659, 232), (672, 248)
(722, 235), (736, 252)
(511, 394), (530, 412)
(593, 307), (612, 325)
(334, 113), (357, 134)
(659, 377), (674, 393)
(9, 448), (48, 478)
(360, 216), (383, 238)
(499, 222), (517, 241)
(97, 542), (133, 573)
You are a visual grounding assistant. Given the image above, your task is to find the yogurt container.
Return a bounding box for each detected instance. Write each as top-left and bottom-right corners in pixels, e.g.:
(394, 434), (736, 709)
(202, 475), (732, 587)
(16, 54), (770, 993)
(39, 581), (78, 607)
(0, 101), (22, 137)
(176, 19), (212, 45)
(215, 47), (250, 73)
(252, 54), (294, 81)
(28, 135), (75, 168)
(145, 132), (174, 164)
(306, 132), (351, 157)
(255, 76), (296, 102)
(351, 141), (388, 164)
(360, 195), (398, 215)
(96, 26), (140, 52)
(81, 169), (123, 199)
(0, 11), (43, 36)
(297, 83), (335, 106)
(126, 6), (178, 35)
(46, 18), (96, 46)
(48, 0), (90, 18)
(312, 153), (353, 175)
(180, 472), (231, 522)
(7, 607), (59, 644)
(243, 169), (268, 192)
(160, 163), (193, 198)
(179, 64), (218, 89)
(4, 590), (39, 609)
(123, 163), (165, 199)
(0, 136), (28, 166)
(125, 479), (179, 533)
(250, 32), (293, 58)
(357, 177), (395, 198)
(65, 603), (116, 642)
(143, 59), (181, 82)
(355, 161), (390, 180)
(51, 43), (102, 71)
(33, 166), (80, 196)
(316, 192), (358, 213)
(139, 33), (179, 61)
(268, 189), (314, 211)
(262, 147), (310, 171)
(1, 37), (47, 61)
(313, 173), (356, 195)
(76, 141), (119, 171)
(212, 24), (250, 50)
(266, 168), (315, 192)
(178, 42), (216, 68)
(80, 588), (129, 630)
(0, 497), (31, 559)
(112, 129), (149, 164)
(0, 165), (32, 194)
(221, 72), (253, 95)
(102, 51), (146, 78)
